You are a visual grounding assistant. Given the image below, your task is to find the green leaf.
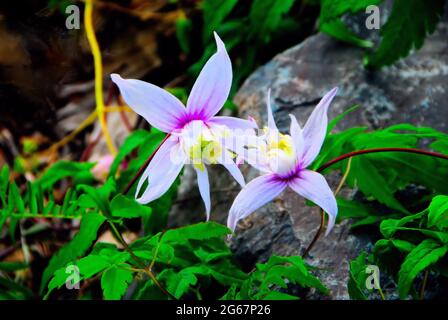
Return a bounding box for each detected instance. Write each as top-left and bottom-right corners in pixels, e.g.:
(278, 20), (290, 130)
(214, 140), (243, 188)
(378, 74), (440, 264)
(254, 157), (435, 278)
(41, 212), (106, 293)
(158, 268), (198, 299)
(320, 20), (372, 48)
(261, 291), (299, 300)
(101, 264), (133, 300)
(349, 156), (408, 213)
(202, 0), (238, 43)
(319, 0), (383, 22)
(380, 211), (426, 238)
(318, 0), (383, 48)
(162, 222), (231, 244)
(36, 161), (95, 190)
(46, 255), (110, 298)
(327, 104), (359, 133)
(77, 184), (113, 218)
(176, 17), (192, 54)
(366, 0), (445, 67)
(110, 194), (152, 219)
(109, 130), (151, 178)
(428, 195), (448, 230)
(348, 252), (369, 300)
(253, 255), (327, 298)
(398, 239), (448, 299)
(248, 0), (295, 44)
(391, 239), (416, 253)
(0, 262), (28, 272)
(0, 276), (34, 299)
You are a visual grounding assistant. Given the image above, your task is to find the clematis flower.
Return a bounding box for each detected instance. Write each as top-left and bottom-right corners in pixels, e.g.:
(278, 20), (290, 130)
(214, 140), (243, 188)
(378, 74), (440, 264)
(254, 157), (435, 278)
(111, 32), (256, 220)
(228, 88), (339, 235)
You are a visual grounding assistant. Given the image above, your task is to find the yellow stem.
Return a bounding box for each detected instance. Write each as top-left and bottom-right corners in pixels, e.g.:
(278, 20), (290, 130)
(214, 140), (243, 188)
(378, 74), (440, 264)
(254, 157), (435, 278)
(334, 157), (352, 196)
(84, 0), (117, 155)
(45, 110), (98, 153)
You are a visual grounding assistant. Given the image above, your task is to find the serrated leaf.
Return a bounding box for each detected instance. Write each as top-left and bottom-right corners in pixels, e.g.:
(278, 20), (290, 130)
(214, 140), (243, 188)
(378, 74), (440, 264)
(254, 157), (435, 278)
(101, 265), (133, 300)
(380, 211), (426, 238)
(428, 195), (448, 230)
(36, 161), (95, 190)
(41, 212), (106, 293)
(366, 0), (445, 67)
(398, 239), (448, 299)
(159, 268), (198, 299)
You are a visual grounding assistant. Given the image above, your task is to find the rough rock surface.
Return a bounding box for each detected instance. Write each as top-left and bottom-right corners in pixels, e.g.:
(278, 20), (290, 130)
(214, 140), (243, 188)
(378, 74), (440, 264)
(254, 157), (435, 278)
(169, 5), (448, 299)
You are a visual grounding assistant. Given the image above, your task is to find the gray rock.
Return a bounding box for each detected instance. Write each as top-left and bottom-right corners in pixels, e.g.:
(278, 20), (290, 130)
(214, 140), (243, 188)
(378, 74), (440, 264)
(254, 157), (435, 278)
(169, 4), (448, 299)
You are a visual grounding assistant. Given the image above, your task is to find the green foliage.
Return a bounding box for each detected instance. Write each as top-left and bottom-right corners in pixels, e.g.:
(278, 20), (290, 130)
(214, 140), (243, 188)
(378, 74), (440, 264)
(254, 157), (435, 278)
(43, 221), (322, 300)
(40, 213), (106, 293)
(397, 239), (447, 298)
(318, 0), (446, 68)
(318, 0), (383, 48)
(347, 252), (371, 300)
(36, 161), (96, 190)
(202, 0), (238, 44)
(315, 123), (448, 226)
(221, 255), (327, 300)
(248, 0), (296, 44)
(348, 196), (448, 299)
(365, 0), (445, 67)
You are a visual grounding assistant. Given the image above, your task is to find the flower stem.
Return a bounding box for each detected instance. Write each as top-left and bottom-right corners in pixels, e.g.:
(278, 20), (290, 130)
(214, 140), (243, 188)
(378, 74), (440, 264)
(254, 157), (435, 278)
(317, 148), (448, 173)
(122, 134), (171, 195)
(84, 0), (117, 155)
(420, 269), (429, 300)
(302, 157), (352, 258)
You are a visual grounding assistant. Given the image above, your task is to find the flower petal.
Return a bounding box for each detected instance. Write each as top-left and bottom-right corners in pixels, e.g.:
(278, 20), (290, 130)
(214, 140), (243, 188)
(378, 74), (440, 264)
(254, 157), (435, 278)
(111, 74), (187, 133)
(186, 32), (232, 120)
(288, 170), (337, 235)
(227, 174), (287, 232)
(217, 151), (245, 187)
(136, 137), (186, 204)
(289, 114), (305, 161)
(266, 88), (277, 130)
(301, 87), (338, 167)
(194, 166), (211, 221)
(208, 116), (258, 131)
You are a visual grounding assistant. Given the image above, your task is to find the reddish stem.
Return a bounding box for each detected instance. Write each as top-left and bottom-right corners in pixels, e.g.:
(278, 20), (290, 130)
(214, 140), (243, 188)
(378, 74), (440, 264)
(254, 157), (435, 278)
(300, 147), (448, 257)
(122, 134), (171, 195)
(317, 147), (448, 173)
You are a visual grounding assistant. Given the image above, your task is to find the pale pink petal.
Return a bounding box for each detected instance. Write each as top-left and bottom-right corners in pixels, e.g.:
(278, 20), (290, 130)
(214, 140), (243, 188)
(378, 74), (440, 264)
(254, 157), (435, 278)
(266, 88), (277, 130)
(289, 114), (305, 162)
(136, 137), (186, 204)
(186, 32), (232, 120)
(301, 87), (338, 167)
(228, 174), (287, 232)
(217, 151), (245, 187)
(194, 166), (211, 221)
(111, 74), (187, 133)
(208, 116), (258, 130)
(288, 170), (337, 235)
